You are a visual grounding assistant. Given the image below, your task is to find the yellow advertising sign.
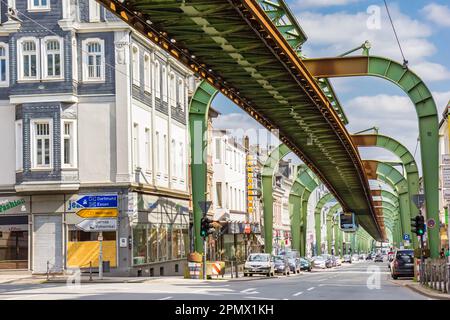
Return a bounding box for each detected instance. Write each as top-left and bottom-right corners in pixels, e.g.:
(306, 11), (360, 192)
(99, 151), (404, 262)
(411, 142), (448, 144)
(76, 208), (118, 218)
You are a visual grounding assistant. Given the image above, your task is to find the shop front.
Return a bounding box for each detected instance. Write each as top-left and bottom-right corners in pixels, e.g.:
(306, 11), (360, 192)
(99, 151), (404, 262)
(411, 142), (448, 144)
(217, 221), (261, 262)
(0, 196), (30, 269)
(130, 193), (190, 276)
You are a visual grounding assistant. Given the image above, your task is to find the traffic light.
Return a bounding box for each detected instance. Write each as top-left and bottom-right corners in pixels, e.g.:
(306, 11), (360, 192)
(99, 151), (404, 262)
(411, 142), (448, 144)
(200, 216), (215, 238)
(411, 214), (426, 236)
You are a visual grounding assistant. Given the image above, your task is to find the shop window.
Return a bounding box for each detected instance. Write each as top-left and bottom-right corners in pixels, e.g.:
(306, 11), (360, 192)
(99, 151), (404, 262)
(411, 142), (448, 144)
(133, 226), (147, 265)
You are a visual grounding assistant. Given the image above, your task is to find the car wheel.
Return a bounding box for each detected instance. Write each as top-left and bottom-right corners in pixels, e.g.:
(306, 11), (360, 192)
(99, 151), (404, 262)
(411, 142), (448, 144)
(267, 272), (270, 277)
(392, 274), (398, 280)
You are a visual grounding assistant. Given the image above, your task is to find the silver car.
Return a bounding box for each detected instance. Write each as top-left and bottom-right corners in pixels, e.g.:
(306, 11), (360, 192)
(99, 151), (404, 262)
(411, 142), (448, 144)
(243, 253), (275, 277)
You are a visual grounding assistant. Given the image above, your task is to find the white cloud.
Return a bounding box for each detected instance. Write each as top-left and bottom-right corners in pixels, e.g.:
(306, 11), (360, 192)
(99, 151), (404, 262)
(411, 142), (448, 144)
(297, 5), (435, 63)
(412, 62), (450, 82)
(292, 0), (359, 9)
(422, 3), (450, 27)
(432, 91), (450, 113)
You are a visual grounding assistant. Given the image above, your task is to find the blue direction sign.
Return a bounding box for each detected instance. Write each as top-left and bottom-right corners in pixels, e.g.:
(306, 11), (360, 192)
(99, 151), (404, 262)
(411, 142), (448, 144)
(403, 234), (410, 241)
(76, 195), (118, 209)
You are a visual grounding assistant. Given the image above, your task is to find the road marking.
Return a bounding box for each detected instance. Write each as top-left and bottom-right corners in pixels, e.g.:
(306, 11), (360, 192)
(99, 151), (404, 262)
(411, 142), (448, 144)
(240, 288), (259, 294)
(6, 294), (43, 300)
(244, 296), (276, 300)
(293, 291), (303, 296)
(317, 278), (327, 282)
(307, 287), (315, 291)
(158, 296), (172, 300)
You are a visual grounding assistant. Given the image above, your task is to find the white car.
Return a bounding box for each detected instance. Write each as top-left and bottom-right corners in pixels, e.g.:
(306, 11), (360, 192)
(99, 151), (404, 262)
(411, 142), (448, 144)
(312, 256), (327, 269)
(244, 253), (275, 277)
(351, 254), (360, 262)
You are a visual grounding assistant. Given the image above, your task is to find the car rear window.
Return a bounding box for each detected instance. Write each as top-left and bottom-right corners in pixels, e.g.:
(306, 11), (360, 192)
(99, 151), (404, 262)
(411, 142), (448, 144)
(396, 251), (414, 262)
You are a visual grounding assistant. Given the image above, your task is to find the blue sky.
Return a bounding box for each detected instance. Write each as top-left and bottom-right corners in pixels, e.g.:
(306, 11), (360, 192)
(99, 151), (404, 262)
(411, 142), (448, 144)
(212, 0), (450, 172)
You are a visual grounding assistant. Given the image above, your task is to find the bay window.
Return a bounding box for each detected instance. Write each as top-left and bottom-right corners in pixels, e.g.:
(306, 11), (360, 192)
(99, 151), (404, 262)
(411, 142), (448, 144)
(43, 37), (63, 79)
(20, 39), (38, 80)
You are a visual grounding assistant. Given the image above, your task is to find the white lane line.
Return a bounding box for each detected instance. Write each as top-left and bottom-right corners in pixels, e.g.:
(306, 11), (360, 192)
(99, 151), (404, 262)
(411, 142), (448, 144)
(244, 296), (276, 300)
(307, 287), (315, 291)
(158, 296), (173, 300)
(317, 278), (327, 282)
(240, 288), (259, 294)
(293, 291), (303, 296)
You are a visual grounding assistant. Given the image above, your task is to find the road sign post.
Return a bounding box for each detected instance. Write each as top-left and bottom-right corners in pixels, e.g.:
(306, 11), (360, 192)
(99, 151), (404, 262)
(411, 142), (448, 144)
(98, 232), (103, 280)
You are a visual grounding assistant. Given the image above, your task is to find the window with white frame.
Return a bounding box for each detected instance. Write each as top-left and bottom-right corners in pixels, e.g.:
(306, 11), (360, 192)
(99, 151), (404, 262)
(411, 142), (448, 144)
(161, 66), (167, 102)
(133, 123), (139, 169)
(28, 0), (50, 11)
(177, 78), (184, 107)
(43, 37), (63, 79)
(154, 60), (160, 98)
(31, 120), (52, 169)
(144, 128), (151, 172)
(62, 120), (77, 168)
(132, 45), (139, 86)
(163, 134), (168, 175)
(0, 44), (8, 86)
(156, 131), (161, 174)
(215, 138), (221, 163)
(171, 139), (176, 177)
(19, 39), (39, 80)
(179, 142), (184, 180)
(82, 39), (105, 82)
(169, 73), (176, 107)
(15, 121), (23, 171)
(143, 53), (151, 93)
(88, 0), (101, 22)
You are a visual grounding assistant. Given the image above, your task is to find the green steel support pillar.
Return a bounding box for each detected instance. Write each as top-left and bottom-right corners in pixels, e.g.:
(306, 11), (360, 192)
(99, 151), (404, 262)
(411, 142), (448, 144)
(262, 144), (291, 254)
(189, 81), (218, 253)
(314, 193), (334, 255)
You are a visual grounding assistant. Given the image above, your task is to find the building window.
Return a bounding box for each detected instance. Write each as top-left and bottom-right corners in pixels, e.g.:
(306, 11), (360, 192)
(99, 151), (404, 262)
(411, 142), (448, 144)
(215, 138), (221, 163)
(143, 53), (151, 93)
(15, 121), (23, 171)
(171, 139), (176, 177)
(163, 134), (168, 175)
(154, 61), (160, 99)
(132, 45), (139, 86)
(28, 0), (50, 11)
(145, 128), (151, 173)
(216, 182), (222, 208)
(43, 37), (63, 79)
(162, 66), (167, 102)
(133, 123), (139, 169)
(82, 39), (105, 82)
(177, 78), (184, 107)
(169, 73), (176, 107)
(31, 120), (52, 169)
(0, 44), (8, 86)
(62, 120), (77, 168)
(88, 0), (101, 22)
(156, 131), (161, 174)
(179, 142), (184, 180)
(19, 39), (38, 80)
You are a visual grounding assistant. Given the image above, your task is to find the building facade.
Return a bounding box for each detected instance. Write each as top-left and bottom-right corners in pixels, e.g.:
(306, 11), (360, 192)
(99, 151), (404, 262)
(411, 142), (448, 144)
(0, 0), (192, 276)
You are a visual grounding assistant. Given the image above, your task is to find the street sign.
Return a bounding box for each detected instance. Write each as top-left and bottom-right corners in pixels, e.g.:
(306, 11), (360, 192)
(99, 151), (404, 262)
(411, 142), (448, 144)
(427, 218), (436, 229)
(75, 195), (118, 209)
(75, 218), (117, 232)
(411, 194), (425, 209)
(76, 208), (118, 218)
(198, 201), (212, 215)
(403, 234), (410, 241)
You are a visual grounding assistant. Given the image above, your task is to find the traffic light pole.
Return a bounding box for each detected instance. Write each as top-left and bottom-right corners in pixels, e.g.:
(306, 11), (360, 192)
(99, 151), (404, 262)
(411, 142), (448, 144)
(202, 237), (207, 280)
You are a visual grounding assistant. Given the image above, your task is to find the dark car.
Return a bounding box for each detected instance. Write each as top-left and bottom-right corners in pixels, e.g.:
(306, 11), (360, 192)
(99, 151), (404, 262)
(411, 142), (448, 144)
(299, 257), (312, 272)
(390, 249), (415, 279)
(288, 257), (301, 274)
(273, 255), (290, 276)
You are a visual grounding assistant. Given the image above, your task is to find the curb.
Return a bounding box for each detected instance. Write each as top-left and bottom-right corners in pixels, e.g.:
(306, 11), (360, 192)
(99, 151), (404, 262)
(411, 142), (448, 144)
(389, 279), (450, 300)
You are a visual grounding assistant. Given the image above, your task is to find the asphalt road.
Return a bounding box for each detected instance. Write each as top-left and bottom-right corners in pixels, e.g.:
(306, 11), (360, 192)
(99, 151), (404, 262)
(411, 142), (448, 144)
(0, 261), (428, 300)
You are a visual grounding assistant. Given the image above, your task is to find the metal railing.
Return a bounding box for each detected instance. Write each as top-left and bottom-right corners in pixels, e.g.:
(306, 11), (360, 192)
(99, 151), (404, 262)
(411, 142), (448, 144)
(419, 259), (449, 294)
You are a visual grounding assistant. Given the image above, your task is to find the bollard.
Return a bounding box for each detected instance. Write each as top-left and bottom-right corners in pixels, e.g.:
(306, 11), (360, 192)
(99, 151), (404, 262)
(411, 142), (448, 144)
(89, 261), (93, 281)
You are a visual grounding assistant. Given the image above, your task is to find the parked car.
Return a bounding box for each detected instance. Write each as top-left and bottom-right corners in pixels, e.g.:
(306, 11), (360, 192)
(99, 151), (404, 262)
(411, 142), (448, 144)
(299, 257), (312, 272)
(287, 257), (301, 274)
(374, 254), (384, 262)
(343, 254), (352, 263)
(243, 253), (275, 277)
(311, 256), (327, 269)
(273, 255), (290, 276)
(366, 254), (373, 260)
(390, 249), (415, 279)
(333, 256), (342, 266)
(359, 254), (366, 260)
(321, 254), (334, 268)
(351, 254), (360, 262)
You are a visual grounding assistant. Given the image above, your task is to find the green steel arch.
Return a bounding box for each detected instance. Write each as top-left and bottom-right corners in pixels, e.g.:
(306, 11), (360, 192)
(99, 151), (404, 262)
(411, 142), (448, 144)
(326, 203), (342, 254)
(353, 133), (419, 247)
(288, 165), (309, 253)
(188, 80), (219, 252)
(304, 55), (439, 257)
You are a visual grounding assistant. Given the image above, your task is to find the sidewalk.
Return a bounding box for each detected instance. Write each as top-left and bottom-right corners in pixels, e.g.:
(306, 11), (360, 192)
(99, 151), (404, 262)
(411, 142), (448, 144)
(390, 279), (450, 300)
